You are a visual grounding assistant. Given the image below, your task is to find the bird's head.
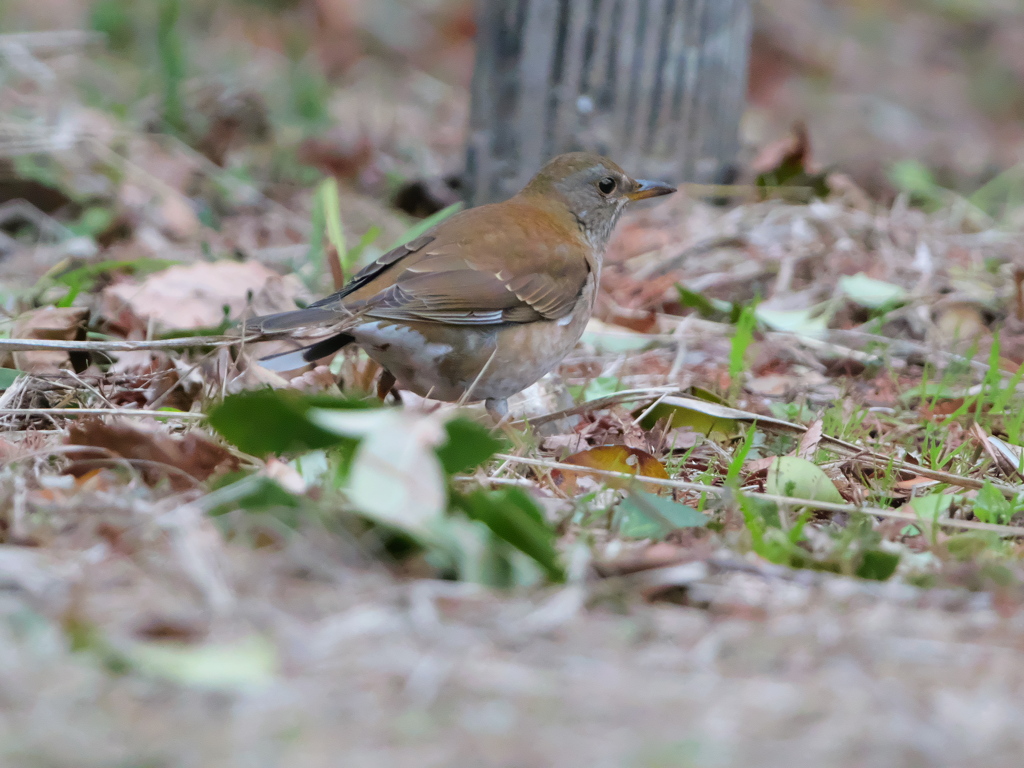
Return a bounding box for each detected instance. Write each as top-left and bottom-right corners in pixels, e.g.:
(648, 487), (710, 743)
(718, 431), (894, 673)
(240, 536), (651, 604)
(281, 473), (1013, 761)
(519, 152), (676, 249)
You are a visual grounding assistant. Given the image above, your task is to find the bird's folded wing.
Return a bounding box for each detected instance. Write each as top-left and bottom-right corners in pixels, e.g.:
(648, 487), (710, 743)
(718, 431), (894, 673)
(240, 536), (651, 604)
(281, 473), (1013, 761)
(247, 203), (590, 332)
(356, 256), (586, 325)
(248, 235), (436, 333)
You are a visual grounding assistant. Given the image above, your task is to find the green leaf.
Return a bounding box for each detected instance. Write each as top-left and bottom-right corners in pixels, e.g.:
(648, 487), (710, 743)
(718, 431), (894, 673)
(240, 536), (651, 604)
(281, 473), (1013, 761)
(676, 285), (733, 321)
(577, 376), (622, 405)
(765, 456), (845, 505)
(0, 368), (24, 389)
(208, 389), (368, 456)
(435, 417), (504, 476)
(347, 225), (381, 268)
(636, 399), (739, 437)
(204, 472), (301, 516)
(725, 424), (758, 487)
(909, 493), (954, 522)
(888, 159), (946, 210)
(580, 323), (653, 353)
(615, 490), (707, 539)
(453, 487), (564, 582)
(389, 202), (463, 249)
(129, 635), (276, 692)
(838, 273), (907, 310)
(973, 480), (1017, 525)
(754, 306), (830, 335)
(729, 305), (756, 383)
(317, 177), (350, 274)
(855, 549), (900, 581)
(67, 205), (115, 238)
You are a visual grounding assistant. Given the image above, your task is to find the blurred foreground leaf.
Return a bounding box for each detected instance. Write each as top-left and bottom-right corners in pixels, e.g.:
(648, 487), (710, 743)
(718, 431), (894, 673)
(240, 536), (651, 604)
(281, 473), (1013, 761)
(436, 418), (504, 476)
(208, 389), (369, 456)
(310, 407), (448, 536)
(453, 487), (564, 582)
(855, 549), (901, 581)
(205, 472), (301, 516)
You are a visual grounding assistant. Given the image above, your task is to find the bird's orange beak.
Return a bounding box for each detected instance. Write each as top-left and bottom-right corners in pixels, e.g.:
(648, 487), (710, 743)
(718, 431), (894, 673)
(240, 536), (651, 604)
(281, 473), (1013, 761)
(626, 179), (677, 201)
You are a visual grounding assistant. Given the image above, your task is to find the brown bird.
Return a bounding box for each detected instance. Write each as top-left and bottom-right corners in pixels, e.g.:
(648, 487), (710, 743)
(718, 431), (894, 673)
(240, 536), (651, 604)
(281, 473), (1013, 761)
(248, 152), (675, 420)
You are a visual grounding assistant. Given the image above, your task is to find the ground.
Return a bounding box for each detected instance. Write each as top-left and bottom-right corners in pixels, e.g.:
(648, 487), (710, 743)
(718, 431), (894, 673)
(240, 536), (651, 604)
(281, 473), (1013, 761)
(4, 1), (1024, 766)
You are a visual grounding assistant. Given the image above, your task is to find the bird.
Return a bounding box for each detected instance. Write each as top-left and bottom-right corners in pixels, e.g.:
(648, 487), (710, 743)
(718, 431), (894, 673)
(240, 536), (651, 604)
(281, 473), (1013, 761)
(246, 152), (675, 421)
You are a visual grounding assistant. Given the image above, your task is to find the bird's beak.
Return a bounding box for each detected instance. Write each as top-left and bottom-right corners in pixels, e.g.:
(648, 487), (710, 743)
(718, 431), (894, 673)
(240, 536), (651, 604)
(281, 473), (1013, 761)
(625, 179), (677, 201)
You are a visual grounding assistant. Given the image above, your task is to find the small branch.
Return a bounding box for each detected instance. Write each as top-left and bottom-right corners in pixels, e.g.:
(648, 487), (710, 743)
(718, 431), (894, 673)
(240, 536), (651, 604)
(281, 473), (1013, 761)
(0, 336), (243, 352)
(0, 408), (206, 420)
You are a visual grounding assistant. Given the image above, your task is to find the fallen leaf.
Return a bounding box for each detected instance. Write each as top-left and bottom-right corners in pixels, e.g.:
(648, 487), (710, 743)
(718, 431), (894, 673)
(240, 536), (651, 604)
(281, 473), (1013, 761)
(128, 635), (276, 692)
(66, 419), (238, 490)
(554, 445), (669, 495)
(934, 302), (986, 345)
(797, 419), (824, 460)
(7, 306), (89, 373)
(103, 261), (294, 331)
(838, 273), (907, 309)
(614, 490), (708, 539)
(637, 397), (739, 438)
(764, 456), (845, 504)
(753, 121), (830, 200)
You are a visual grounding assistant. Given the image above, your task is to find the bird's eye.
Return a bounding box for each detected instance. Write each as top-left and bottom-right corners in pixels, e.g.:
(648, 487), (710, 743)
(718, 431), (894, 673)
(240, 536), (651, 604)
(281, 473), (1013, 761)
(598, 177), (617, 195)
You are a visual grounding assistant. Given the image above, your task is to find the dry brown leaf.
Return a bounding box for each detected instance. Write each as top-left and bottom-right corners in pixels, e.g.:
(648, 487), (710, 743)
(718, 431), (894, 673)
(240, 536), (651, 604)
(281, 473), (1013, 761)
(576, 409), (650, 451)
(65, 419), (238, 490)
(102, 261), (290, 331)
(797, 419), (824, 460)
(6, 306), (89, 373)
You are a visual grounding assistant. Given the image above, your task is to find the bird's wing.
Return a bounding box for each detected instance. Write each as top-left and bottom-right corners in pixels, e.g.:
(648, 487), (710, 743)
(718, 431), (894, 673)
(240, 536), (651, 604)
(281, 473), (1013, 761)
(344, 202), (591, 326)
(252, 202), (591, 332)
(248, 235), (436, 333)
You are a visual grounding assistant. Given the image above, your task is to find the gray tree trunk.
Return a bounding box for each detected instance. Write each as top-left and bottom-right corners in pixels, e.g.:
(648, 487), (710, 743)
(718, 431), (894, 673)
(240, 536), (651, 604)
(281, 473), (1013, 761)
(465, 0), (752, 205)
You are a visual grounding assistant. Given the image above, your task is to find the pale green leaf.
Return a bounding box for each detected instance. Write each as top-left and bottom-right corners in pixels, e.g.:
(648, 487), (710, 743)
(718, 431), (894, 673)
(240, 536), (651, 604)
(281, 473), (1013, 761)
(765, 456), (845, 504)
(838, 273), (907, 309)
(129, 635), (276, 692)
(309, 408), (447, 535)
(615, 490), (708, 539)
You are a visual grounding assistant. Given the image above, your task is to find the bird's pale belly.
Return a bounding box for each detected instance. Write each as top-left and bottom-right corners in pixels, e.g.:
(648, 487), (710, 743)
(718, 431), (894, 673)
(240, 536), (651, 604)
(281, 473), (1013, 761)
(352, 296), (592, 403)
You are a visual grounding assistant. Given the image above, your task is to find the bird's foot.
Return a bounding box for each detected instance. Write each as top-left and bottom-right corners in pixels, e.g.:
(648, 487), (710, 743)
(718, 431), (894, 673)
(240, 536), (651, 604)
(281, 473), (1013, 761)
(486, 397), (529, 448)
(376, 369), (403, 405)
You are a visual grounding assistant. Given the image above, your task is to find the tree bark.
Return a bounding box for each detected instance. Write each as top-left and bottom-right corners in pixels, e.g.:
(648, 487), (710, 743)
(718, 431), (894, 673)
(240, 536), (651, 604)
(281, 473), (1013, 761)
(465, 0), (752, 205)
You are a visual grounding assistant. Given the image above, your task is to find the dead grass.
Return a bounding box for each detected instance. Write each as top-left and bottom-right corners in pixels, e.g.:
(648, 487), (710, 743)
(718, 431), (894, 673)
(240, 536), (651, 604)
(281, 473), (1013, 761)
(5, 4), (1024, 766)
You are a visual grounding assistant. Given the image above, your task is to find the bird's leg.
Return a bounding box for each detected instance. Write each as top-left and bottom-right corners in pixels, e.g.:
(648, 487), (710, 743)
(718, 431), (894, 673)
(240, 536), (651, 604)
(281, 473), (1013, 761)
(376, 368), (402, 405)
(485, 397), (508, 423)
(486, 397), (526, 447)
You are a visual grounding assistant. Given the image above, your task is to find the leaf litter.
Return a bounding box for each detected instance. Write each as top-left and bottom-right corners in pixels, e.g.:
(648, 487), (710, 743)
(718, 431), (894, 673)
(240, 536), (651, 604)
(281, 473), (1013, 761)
(5, 5), (1024, 767)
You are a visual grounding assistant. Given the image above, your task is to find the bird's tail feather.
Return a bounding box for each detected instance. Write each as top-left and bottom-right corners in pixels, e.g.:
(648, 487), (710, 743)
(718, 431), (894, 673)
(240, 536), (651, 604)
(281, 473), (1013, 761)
(243, 307), (344, 334)
(257, 333), (354, 372)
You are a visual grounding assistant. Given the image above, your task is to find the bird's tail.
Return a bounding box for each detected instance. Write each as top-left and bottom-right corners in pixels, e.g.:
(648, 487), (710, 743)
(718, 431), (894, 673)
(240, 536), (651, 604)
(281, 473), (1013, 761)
(255, 332), (355, 372)
(242, 307), (344, 334)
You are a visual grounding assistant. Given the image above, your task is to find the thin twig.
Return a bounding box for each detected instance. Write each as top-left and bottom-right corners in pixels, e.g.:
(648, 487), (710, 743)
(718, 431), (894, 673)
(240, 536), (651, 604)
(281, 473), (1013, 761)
(0, 336), (243, 352)
(520, 386), (678, 429)
(0, 408), (206, 420)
